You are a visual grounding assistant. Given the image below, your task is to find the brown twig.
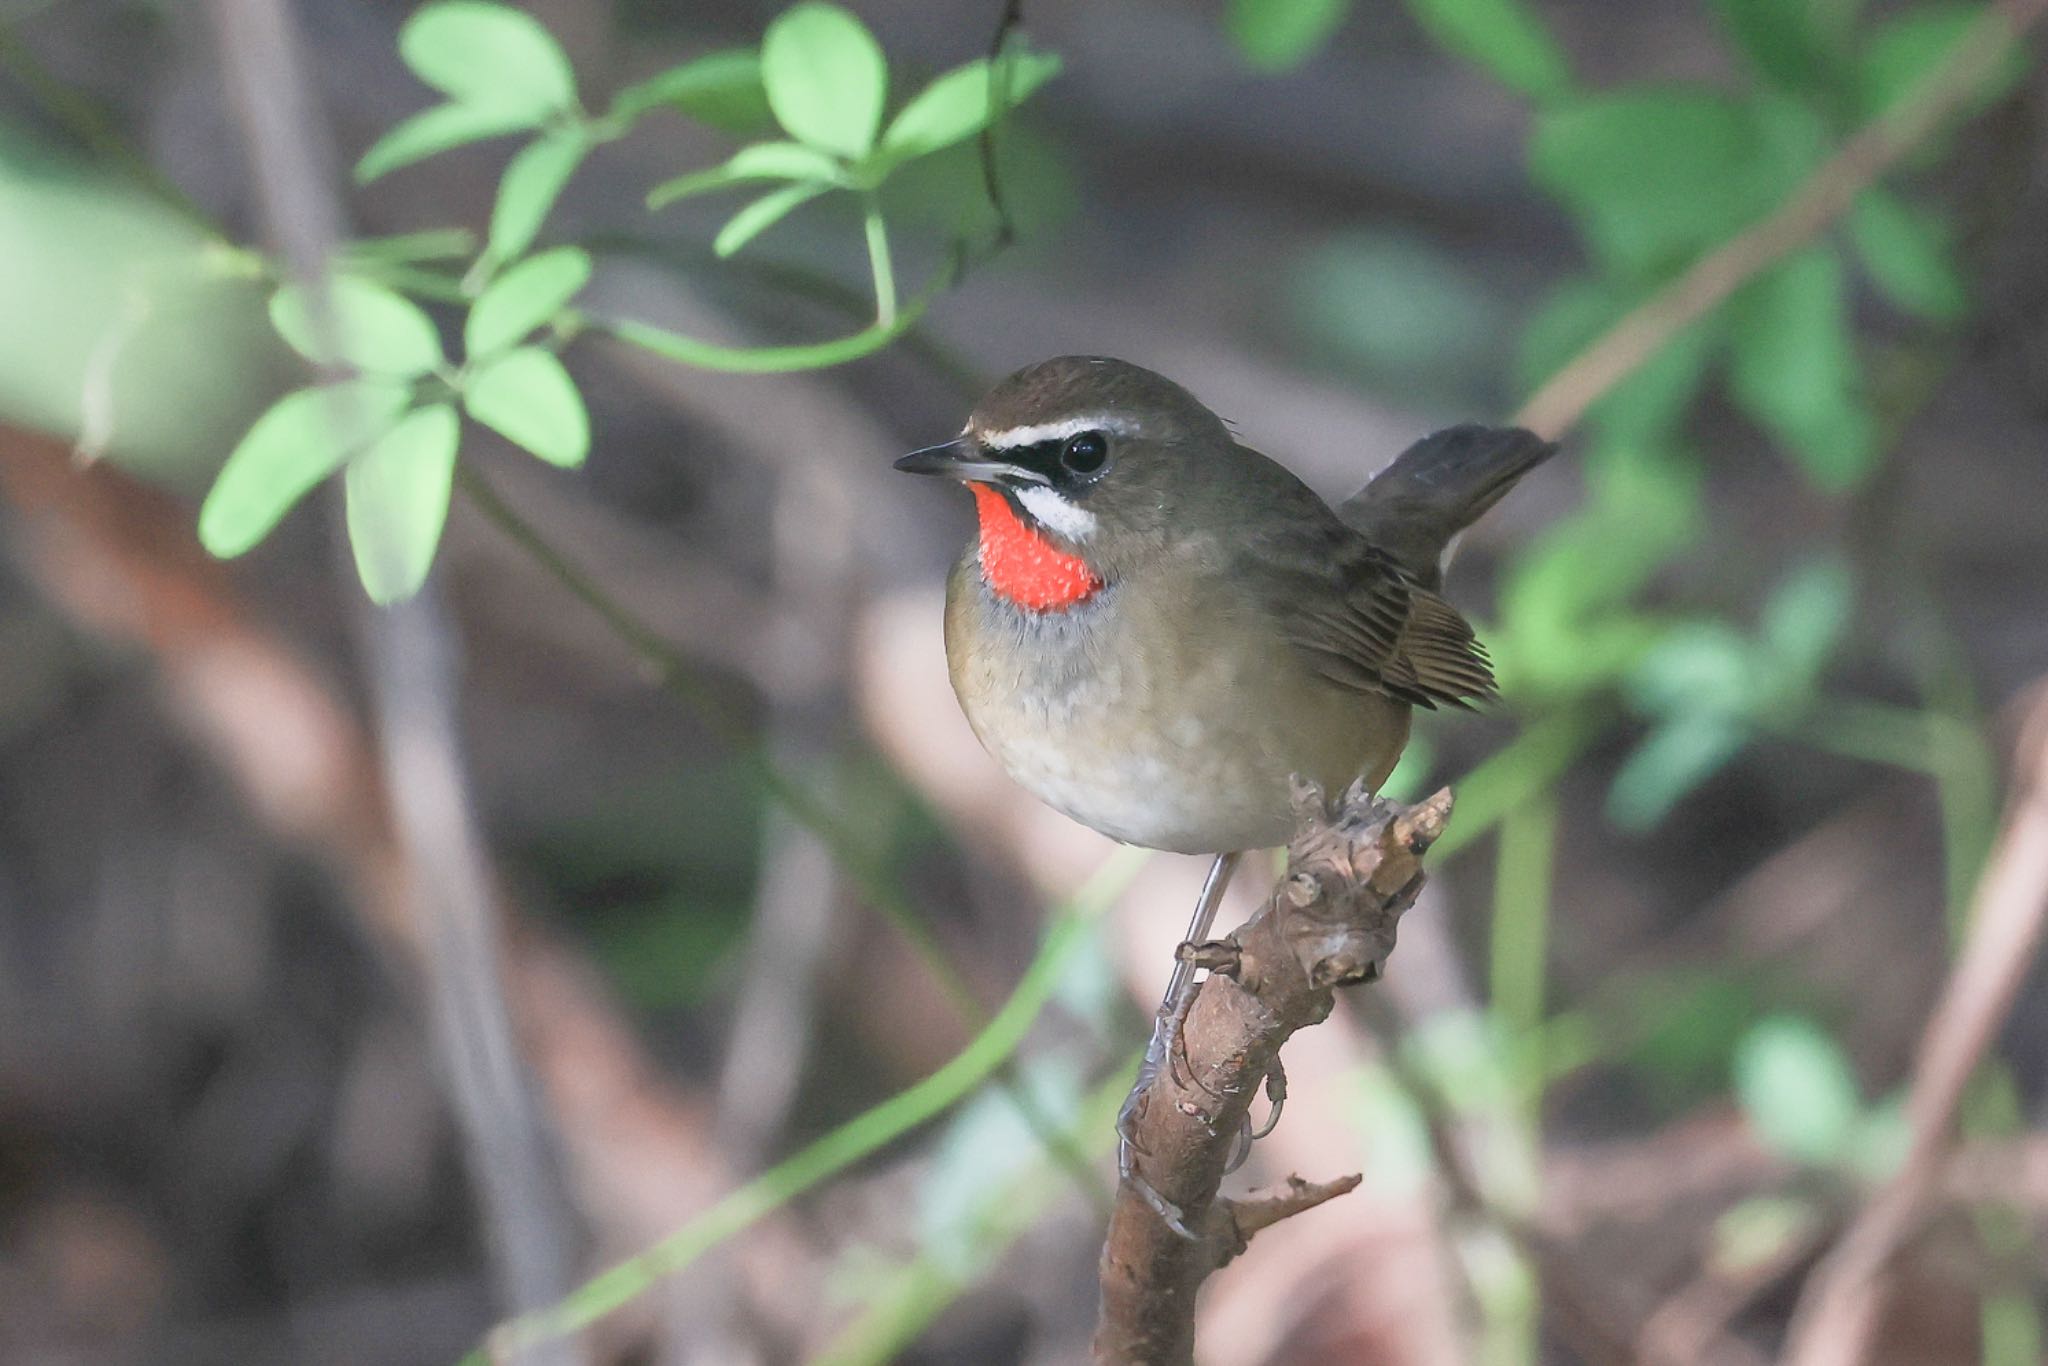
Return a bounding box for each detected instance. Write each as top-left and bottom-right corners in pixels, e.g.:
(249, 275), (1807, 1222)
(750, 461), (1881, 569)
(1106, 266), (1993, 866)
(1780, 682), (2048, 1366)
(1093, 782), (1452, 1365)
(206, 1), (584, 1352)
(1513, 0), (2048, 441)
(977, 0), (1027, 253)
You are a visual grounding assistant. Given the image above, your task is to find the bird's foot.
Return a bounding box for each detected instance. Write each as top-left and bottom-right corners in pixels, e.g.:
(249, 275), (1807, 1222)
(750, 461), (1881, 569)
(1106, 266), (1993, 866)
(1116, 975), (1204, 1241)
(1222, 1060), (1288, 1174)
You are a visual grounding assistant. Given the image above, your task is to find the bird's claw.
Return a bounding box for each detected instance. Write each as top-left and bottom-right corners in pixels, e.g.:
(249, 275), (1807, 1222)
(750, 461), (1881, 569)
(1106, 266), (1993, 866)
(1250, 1059), (1288, 1140)
(1222, 1061), (1287, 1175)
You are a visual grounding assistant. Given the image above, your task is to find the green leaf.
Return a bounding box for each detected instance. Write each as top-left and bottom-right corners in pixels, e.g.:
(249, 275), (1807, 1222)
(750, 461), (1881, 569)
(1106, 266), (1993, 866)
(465, 246), (590, 358)
(647, 140), (845, 207)
(647, 167), (750, 208)
(1857, 4), (2025, 119)
(489, 129), (588, 260)
(1530, 91), (1820, 277)
(1727, 247), (1877, 490)
(355, 102), (540, 184)
(464, 346), (588, 466)
(1849, 189), (1968, 321)
(1627, 621), (1759, 717)
(1759, 557), (1853, 693)
(1289, 229), (1508, 403)
(1402, 0), (1572, 101)
(878, 51), (1063, 162)
(1712, 0), (1832, 91)
(1733, 1015), (1864, 1166)
(611, 50), (773, 133)
(714, 182), (829, 257)
(399, 0), (577, 118)
(199, 381), (411, 558)
(760, 2), (888, 158)
(344, 403), (460, 604)
(1607, 711), (1749, 829)
(269, 276), (444, 376)
(1493, 437), (1700, 698)
(338, 229), (478, 264)
(1620, 971), (1761, 1094)
(1226, 0), (1351, 71)
(730, 139), (846, 181)
(877, 119), (1076, 241)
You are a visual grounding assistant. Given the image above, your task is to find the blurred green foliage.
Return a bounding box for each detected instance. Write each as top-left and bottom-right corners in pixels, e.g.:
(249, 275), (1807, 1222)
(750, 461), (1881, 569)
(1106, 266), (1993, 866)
(196, 0), (1061, 604)
(1227, 1), (2027, 1359)
(0, 127), (278, 486)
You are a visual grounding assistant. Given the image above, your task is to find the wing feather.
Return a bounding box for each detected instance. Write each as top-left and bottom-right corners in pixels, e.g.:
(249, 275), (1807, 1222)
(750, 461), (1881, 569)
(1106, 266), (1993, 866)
(1223, 441), (1499, 711)
(1273, 541), (1497, 710)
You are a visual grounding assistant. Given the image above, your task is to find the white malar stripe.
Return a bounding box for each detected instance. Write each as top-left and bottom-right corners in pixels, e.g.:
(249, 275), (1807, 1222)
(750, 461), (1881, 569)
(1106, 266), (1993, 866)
(1016, 485), (1099, 542)
(974, 414), (1136, 450)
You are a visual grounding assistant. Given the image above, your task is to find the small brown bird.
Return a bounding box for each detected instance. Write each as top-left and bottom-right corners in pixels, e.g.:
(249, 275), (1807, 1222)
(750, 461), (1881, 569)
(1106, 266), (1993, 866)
(897, 356), (1551, 1220)
(899, 355), (1550, 854)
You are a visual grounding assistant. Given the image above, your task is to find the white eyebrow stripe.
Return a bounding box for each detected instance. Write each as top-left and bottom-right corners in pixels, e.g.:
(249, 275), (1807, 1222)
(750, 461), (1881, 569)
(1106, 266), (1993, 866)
(975, 415), (1135, 449)
(1015, 485), (1099, 542)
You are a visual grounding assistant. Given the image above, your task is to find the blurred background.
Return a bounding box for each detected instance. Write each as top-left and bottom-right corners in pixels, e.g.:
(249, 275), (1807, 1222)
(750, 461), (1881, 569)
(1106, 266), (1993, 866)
(2, 0), (2045, 1363)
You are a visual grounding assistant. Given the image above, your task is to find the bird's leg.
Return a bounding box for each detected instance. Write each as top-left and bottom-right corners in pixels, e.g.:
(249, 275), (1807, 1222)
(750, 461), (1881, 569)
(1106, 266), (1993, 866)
(1116, 850), (1243, 1238)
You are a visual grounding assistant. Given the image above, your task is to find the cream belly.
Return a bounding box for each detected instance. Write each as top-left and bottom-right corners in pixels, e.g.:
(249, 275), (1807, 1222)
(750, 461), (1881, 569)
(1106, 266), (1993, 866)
(944, 561), (1410, 854)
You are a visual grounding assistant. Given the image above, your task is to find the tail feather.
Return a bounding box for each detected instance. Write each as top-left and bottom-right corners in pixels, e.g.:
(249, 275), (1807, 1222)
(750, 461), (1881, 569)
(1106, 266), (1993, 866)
(1337, 424), (1556, 586)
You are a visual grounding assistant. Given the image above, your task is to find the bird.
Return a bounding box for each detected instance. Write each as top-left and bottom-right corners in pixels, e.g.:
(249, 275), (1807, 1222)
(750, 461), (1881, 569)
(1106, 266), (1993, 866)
(895, 355), (1553, 1223)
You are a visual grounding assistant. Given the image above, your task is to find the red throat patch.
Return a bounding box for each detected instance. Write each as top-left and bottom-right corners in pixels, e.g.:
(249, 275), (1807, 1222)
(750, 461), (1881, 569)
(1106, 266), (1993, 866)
(969, 483), (1103, 612)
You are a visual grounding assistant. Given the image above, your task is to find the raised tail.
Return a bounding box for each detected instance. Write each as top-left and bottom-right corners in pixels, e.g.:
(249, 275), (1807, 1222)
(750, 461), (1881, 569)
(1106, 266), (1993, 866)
(1336, 424), (1556, 586)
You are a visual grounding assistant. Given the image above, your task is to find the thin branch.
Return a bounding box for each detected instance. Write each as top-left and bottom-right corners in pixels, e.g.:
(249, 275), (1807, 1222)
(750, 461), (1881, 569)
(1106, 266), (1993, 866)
(593, 291), (928, 374)
(714, 462), (856, 1163)
(1781, 682), (2048, 1366)
(1093, 783), (1452, 1365)
(203, 0), (578, 1356)
(1513, 0), (2048, 441)
(978, 0), (1027, 252)
(576, 232), (990, 395)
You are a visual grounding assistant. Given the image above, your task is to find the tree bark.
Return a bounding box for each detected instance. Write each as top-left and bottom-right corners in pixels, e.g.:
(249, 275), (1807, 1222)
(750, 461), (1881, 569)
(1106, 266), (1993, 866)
(1094, 780), (1453, 1365)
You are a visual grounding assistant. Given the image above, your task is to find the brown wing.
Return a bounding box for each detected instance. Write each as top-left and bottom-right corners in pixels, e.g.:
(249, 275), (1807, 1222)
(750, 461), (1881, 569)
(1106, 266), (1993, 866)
(1223, 442), (1499, 710)
(1261, 534), (1497, 711)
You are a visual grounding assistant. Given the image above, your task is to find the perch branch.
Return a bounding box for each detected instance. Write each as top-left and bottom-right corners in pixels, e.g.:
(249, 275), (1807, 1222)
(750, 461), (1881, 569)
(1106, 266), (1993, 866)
(1093, 782), (1453, 1365)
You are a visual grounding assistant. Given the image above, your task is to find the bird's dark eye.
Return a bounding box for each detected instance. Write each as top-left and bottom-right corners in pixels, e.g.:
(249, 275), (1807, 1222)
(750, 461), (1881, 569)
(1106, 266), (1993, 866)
(1060, 430), (1109, 476)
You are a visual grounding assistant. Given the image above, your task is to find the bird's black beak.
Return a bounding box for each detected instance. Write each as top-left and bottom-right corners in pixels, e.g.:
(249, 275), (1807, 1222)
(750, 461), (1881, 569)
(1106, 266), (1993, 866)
(893, 438), (1047, 485)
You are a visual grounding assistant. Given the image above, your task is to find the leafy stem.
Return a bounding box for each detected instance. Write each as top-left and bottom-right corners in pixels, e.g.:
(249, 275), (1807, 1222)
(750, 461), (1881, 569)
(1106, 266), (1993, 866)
(589, 238), (963, 373)
(864, 193), (898, 325)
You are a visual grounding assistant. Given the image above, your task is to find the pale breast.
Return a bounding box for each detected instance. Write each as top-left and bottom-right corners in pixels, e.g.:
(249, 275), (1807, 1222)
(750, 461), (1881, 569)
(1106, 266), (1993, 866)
(943, 557), (1410, 854)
